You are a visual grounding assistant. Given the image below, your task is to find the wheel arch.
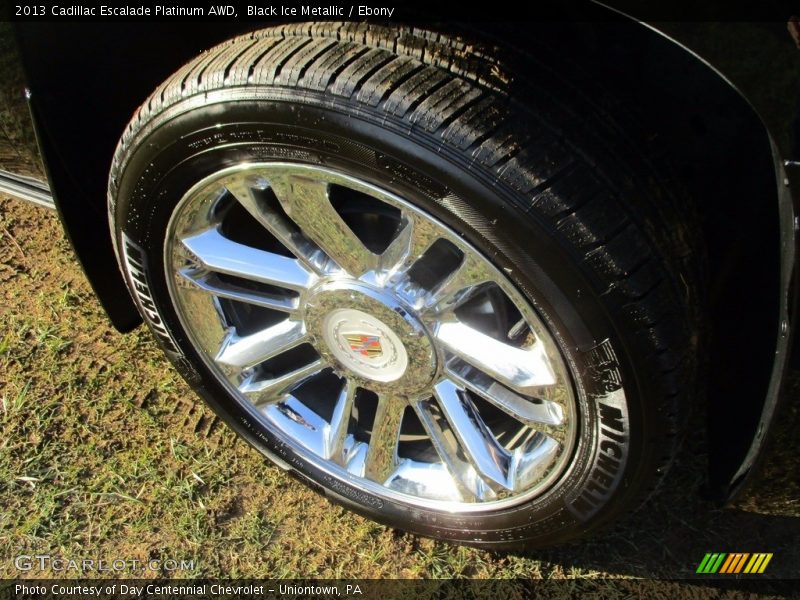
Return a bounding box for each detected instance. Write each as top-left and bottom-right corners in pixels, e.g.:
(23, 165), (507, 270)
(14, 17), (793, 501)
(485, 19), (795, 502)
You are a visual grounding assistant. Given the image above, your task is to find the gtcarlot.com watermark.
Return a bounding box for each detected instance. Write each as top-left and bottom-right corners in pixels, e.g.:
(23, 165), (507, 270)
(15, 554), (195, 573)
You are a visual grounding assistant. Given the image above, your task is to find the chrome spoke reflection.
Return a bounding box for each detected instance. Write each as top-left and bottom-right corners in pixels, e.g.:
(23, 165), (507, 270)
(240, 359), (326, 407)
(412, 397), (492, 502)
(435, 321), (556, 395)
(270, 175), (377, 277)
(224, 175), (330, 275)
(178, 267), (298, 312)
(422, 252), (494, 314)
(324, 378), (357, 463)
(432, 379), (510, 493)
(379, 212), (438, 281)
(215, 319), (307, 370)
(445, 358), (565, 431)
(181, 227), (314, 291)
(364, 392), (407, 484)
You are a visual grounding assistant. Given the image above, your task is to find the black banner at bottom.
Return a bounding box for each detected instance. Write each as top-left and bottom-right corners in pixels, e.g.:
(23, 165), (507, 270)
(1, 579), (798, 600)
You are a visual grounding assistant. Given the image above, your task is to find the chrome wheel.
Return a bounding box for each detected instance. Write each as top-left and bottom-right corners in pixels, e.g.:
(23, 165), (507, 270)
(165, 163), (577, 508)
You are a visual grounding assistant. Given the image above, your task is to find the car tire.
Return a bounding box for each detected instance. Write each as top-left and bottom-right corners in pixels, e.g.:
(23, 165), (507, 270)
(108, 23), (703, 548)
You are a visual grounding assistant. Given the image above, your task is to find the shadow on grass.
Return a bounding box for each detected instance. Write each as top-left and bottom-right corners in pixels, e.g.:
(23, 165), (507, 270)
(509, 372), (800, 587)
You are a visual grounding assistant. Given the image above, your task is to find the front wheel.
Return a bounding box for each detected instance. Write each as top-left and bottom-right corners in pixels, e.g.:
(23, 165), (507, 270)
(109, 23), (703, 548)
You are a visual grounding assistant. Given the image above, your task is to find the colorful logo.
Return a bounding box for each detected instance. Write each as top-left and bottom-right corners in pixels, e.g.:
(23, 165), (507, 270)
(344, 334), (383, 358)
(696, 553), (773, 574)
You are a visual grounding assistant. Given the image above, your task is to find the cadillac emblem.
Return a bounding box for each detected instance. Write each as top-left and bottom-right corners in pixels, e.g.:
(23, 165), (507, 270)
(344, 334), (383, 358)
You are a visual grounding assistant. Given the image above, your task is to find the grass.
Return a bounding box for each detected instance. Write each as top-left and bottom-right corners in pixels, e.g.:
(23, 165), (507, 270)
(0, 197), (797, 596)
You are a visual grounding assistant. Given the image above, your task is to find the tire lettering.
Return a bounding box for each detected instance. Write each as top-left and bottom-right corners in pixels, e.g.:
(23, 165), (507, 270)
(121, 233), (182, 358)
(567, 340), (630, 520)
(599, 438), (623, 459)
(570, 495), (595, 515)
(596, 452), (620, 475)
(598, 402), (625, 433)
(601, 427), (626, 444)
(585, 479), (608, 497)
(569, 396), (628, 518)
(322, 476), (384, 508)
(593, 469), (614, 489)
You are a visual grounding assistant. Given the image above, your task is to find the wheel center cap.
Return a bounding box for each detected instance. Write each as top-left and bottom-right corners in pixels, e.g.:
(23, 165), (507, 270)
(323, 308), (408, 382)
(305, 281), (436, 393)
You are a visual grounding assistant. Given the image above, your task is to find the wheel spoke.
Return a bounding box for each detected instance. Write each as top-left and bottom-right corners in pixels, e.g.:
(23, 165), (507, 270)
(270, 175), (377, 277)
(435, 321), (556, 394)
(224, 175), (328, 274)
(263, 397), (328, 457)
(411, 398), (492, 502)
(508, 434), (561, 493)
(446, 359), (565, 430)
(420, 252), (494, 314)
(363, 393), (407, 484)
(384, 460), (464, 502)
(216, 319), (307, 369)
(431, 379), (510, 492)
(178, 268), (298, 312)
(181, 227), (314, 291)
(379, 212), (438, 280)
(324, 378), (357, 463)
(240, 359), (326, 407)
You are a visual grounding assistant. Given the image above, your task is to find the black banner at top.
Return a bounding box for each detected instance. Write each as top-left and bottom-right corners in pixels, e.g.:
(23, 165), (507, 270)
(3, 0), (800, 23)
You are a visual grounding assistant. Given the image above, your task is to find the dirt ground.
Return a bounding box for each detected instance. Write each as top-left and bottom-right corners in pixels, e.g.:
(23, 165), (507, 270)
(0, 195), (797, 597)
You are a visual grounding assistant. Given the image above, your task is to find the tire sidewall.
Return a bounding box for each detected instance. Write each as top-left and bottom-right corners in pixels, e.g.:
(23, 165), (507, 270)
(113, 94), (656, 547)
